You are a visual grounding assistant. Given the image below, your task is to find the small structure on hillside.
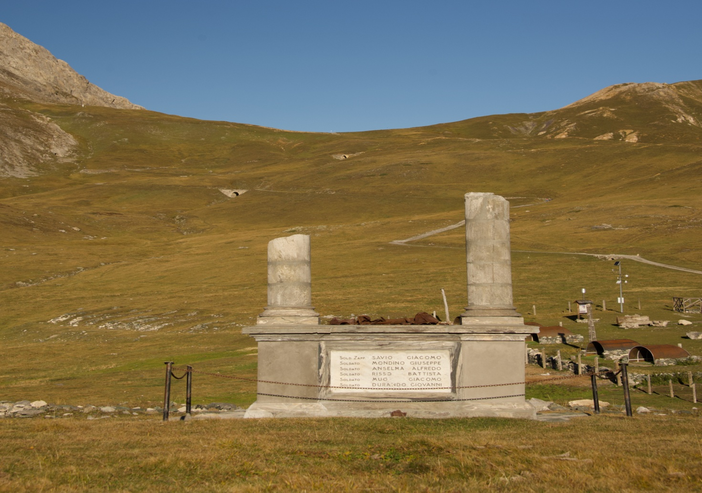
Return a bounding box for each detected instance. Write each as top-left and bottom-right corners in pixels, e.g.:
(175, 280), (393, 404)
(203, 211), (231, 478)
(673, 297), (702, 314)
(575, 297), (592, 320)
(586, 339), (639, 360)
(628, 345), (690, 366)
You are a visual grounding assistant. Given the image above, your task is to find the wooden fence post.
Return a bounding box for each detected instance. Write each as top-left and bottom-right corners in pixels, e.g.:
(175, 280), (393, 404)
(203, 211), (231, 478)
(647, 374), (652, 395)
(669, 379), (675, 398)
(689, 371), (697, 404)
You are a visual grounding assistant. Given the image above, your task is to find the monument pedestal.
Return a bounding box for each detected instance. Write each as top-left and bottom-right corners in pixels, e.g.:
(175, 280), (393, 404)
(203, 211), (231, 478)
(242, 322), (535, 419)
(242, 193), (538, 419)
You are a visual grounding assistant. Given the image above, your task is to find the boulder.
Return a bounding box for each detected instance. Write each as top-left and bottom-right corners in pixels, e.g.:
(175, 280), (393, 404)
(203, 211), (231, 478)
(617, 314), (651, 329)
(687, 332), (702, 340)
(678, 319), (693, 326)
(527, 398), (553, 412)
(568, 399), (610, 409)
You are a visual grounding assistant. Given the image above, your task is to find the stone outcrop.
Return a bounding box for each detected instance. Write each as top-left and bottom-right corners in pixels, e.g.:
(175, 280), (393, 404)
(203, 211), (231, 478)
(0, 22), (142, 109)
(0, 105), (77, 177)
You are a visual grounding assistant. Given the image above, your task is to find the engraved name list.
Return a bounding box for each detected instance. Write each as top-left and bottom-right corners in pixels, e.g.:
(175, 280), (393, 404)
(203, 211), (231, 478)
(329, 350), (452, 393)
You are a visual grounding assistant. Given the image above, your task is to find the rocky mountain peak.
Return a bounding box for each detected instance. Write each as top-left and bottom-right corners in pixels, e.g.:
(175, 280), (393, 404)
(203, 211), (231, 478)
(0, 22), (142, 109)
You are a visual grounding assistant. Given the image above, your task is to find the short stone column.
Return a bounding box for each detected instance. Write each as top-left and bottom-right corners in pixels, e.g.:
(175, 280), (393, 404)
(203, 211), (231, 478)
(461, 192), (521, 322)
(257, 234), (319, 325)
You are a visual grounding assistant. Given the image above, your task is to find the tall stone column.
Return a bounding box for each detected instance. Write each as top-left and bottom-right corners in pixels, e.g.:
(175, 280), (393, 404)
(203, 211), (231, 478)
(257, 234), (319, 325)
(461, 193), (521, 322)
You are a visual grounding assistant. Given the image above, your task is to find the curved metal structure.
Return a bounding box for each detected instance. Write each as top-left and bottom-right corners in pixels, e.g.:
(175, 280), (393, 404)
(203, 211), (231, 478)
(586, 339), (639, 355)
(628, 344), (690, 364)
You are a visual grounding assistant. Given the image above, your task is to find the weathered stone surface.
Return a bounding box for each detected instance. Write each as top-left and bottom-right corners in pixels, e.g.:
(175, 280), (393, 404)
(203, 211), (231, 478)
(461, 193), (520, 319)
(568, 399), (610, 408)
(258, 234), (319, 325)
(679, 319), (693, 326)
(527, 398), (553, 412)
(687, 331), (702, 340)
(617, 314), (651, 329)
(245, 193), (536, 419)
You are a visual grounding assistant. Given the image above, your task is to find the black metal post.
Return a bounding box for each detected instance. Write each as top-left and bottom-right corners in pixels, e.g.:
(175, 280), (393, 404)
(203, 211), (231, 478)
(163, 361), (173, 422)
(621, 362), (633, 417)
(186, 365), (193, 415)
(590, 373), (600, 414)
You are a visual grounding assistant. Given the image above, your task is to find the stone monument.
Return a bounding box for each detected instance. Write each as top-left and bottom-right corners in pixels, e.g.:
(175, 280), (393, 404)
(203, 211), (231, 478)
(257, 234), (319, 325)
(243, 193), (536, 418)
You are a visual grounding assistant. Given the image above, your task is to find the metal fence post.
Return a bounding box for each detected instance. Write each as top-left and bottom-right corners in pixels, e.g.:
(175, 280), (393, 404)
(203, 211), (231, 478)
(186, 365), (193, 415)
(590, 373), (600, 414)
(620, 362), (632, 417)
(163, 361), (173, 422)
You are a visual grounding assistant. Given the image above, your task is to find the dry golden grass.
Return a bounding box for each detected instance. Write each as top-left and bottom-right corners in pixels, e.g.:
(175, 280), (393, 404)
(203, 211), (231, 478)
(1, 415), (701, 491)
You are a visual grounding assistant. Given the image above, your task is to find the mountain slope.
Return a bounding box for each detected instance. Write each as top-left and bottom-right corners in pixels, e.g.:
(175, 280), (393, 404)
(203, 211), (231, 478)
(460, 80), (702, 143)
(0, 22), (143, 177)
(0, 22), (141, 109)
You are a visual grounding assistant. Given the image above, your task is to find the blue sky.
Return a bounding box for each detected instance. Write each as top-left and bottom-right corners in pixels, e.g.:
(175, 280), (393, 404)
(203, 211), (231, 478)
(3, 1), (701, 132)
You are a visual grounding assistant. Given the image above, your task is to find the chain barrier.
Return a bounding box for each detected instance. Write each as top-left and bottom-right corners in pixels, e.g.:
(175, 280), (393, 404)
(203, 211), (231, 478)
(256, 392), (526, 403)
(174, 366), (527, 391)
(164, 364), (631, 416)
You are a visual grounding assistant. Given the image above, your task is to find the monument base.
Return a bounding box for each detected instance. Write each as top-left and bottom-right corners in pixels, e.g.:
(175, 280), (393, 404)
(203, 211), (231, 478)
(244, 399), (536, 419)
(242, 322), (537, 420)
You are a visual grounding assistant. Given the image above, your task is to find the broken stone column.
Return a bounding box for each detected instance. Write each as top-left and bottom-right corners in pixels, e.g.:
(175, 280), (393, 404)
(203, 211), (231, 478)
(461, 192), (521, 323)
(257, 234), (319, 325)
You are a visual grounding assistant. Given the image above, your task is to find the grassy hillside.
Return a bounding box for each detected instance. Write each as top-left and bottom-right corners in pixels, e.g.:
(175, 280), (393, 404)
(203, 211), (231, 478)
(1, 81), (701, 406)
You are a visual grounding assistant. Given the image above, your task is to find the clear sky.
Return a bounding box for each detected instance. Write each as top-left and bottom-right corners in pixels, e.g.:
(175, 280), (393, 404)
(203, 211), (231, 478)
(3, 1), (701, 132)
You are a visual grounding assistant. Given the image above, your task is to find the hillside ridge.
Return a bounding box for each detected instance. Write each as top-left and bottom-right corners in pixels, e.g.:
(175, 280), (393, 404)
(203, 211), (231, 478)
(0, 22), (141, 109)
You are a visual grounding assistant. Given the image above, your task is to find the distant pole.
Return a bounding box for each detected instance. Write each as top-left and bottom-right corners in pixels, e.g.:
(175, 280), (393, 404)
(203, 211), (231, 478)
(602, 300), (606, 311)
(587, 304), (597, 342)
(669, 379), (675, 398)
(615, 261), (627, 313)
(646, 374), (652, 395)
(532, 304), (536, 317)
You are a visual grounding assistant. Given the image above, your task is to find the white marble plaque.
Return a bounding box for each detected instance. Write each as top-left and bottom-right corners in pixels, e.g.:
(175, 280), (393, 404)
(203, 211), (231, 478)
(329, 350), (451, 393)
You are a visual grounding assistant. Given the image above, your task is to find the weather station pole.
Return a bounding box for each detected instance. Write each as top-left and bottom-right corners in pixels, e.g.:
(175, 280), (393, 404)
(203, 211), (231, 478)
(614, 261), (628, 313)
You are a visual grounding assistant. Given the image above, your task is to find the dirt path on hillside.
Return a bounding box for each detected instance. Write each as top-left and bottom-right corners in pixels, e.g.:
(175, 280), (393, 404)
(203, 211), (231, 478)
(391, 222), (702, 276)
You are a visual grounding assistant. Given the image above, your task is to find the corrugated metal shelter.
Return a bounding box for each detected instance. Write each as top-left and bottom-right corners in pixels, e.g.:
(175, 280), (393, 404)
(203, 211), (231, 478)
(628, 345), (690, 364)
(586, 339), (639, 356)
